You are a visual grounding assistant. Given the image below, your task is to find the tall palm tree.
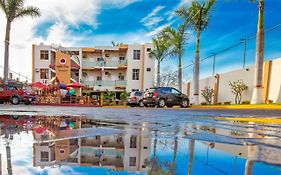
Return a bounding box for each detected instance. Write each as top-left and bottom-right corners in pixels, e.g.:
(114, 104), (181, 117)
(250, 0), (264, 104)
(0, 0), (40, 82)
(176, 0), (216, 104)
(187, 139), (195, 175)
(160, 23), (188, 92)
(149, 36), (170, 87)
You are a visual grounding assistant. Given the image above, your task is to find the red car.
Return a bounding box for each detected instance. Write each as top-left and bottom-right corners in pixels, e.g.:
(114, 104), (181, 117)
(0, 84), (35, 105)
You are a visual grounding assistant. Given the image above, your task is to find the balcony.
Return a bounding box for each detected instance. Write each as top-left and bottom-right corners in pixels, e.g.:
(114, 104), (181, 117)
(82, 60), (127, 69)
(84, 80), (127, 88)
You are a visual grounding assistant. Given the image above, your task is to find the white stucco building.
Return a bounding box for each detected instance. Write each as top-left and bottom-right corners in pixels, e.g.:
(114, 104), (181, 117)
(32, 43), (155, 98)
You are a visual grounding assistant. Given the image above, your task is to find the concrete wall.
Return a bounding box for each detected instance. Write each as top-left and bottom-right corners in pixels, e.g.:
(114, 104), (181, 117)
(188, 57), (281, 104)
(268, 58), (281, 102)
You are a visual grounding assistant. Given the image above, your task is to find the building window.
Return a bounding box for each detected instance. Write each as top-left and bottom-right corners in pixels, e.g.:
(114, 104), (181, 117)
(119, 57), (125, 61)
(130, 136), (137, 148)
(40, 50), (49, 60)
(41, 152), (49, 162)
(129, 157), (136, 166)
(40, 69), (49, 79)
(117, 136), (123, 143)
(132, 69), (139, 80)
(118, 73), (125, 80)
(146, 48), (151, 52)
(97, 76), (102, 81)
(146, 68), (151, 72)
(133, 50), (140, 60)
(132, 89), (139, 92)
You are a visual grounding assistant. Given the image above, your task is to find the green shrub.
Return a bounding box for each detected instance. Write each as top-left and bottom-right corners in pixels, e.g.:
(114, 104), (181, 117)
(201, 87), (214, 105)
(229, 80), (248, 104)
(242, 100), (250, 104)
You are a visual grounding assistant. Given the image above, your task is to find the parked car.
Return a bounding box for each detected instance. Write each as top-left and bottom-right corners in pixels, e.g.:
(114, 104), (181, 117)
(127, 91), (144, 107)
(0, 84), (35, 105)
(143, 87), (189, 108)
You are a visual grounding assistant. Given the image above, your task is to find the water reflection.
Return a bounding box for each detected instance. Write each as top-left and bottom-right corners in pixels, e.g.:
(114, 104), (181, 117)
(0, 115), (281, 175)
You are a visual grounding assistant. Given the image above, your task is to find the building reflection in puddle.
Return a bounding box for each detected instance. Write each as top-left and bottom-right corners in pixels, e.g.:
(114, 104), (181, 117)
(0, 115), (281, 175)
(32, 116), (151, 173)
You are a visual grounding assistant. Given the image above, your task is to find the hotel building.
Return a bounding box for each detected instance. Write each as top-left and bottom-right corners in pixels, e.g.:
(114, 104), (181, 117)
(32, 43), (155, 97)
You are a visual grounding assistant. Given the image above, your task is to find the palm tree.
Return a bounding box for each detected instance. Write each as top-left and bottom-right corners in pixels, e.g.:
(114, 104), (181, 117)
(160, 23), (188, 92)
(187, 139), (195, 175)
(176, 0), (216, 104)
(250, 0), (264, 104)
(0, 0), (40, 82)
(111, 41), (124, 46)
(149, 36), (170, 87)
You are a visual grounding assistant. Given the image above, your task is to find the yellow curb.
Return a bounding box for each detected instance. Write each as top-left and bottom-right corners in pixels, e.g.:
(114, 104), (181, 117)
(192, 104), (281, 110)
(216, 117), (281, 124)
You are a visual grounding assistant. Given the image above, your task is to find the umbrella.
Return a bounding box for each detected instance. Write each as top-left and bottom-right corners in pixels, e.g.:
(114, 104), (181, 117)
(67, 82), (84, 88)
(32, 82), (47, 89)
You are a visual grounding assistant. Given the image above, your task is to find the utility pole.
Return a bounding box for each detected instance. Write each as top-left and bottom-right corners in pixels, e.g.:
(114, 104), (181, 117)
(211, 52), (216, 76)
(240, 38), (248, 68)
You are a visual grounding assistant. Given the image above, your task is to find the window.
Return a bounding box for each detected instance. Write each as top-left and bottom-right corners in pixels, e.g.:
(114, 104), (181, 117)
(135, 91), (142, 96)
(160, 87), (172, 94)
(172, 88), (181, 95)
(95, 135), (101, 140)
(146, 68), (151, 72)
(97, 57), (104, 61)
(119, 57), (125, 61)
(118, 73), (125, 80)
(132, 89), (139, 92)
(97, 76), (102, 81)
(146, 48), (151, 52)
(130, 136), (137, 148)
(133, 50), (141, 60)
(40, 69), (49, 79)
(129, 157), (136, 166)
(117, 136), (123, 143)
(41, 152), (49, 162)
(132, 69), (139, 80)
(40, 50), (49, 60)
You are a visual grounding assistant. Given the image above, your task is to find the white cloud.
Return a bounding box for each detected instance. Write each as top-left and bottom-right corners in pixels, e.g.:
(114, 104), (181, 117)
(140, 5), (165, 29)
(0, 0), (141, 80)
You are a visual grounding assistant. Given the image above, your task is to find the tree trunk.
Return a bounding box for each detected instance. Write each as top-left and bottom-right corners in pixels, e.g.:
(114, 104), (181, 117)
(171, 137), (178, 175)
(6, 144), (12, 175)
(3, 21), (11, 83)
(193, 32), (200, 105)
(157, 59), (161, 87)
(178, 49), (182, 92)
(188, 139), (195, 175)
(251, 0), (264, 104)
(244, 160), (254, 175)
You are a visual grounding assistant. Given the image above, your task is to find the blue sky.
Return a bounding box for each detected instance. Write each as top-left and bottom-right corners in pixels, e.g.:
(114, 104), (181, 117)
(0, 0), (281, 81)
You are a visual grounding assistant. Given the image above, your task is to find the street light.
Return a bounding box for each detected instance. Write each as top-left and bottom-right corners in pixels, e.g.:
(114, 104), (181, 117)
(240, 38), (248, 68)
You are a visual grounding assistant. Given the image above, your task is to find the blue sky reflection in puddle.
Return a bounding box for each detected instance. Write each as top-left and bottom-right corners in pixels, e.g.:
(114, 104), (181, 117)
(0, 115), (280, 175)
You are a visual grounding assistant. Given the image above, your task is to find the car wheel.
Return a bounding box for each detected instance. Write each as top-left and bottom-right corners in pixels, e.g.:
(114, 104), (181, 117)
(11, 96), (20, 105)
(24, 101), (31, 105)
(0, 101), (3, 104)
(138, 100), (144, 107)
(130, 104), (136, 107)
(158, 99), (166, 108)
(181, 99), (189, 108)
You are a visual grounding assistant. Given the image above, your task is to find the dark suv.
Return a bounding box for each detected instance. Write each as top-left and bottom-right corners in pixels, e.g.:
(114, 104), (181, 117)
(143, 87), (189, 108)
(0, 84), (35, 105)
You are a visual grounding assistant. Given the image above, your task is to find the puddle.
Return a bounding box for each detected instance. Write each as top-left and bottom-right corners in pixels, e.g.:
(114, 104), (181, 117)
(0, 114), (281, 175)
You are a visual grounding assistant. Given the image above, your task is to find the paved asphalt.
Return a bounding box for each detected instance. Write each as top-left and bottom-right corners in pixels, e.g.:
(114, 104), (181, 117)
(0, 104), (281, 117)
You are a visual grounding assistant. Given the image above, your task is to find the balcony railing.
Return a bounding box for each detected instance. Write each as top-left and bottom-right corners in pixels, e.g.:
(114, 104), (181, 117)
(84, 80), (127, 87)
(82, 60), (127, 68)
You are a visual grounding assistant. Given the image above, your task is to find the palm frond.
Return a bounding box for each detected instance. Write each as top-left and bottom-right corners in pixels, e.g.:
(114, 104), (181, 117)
(0, 0), (8, 16)
(15, 5), (40, 19)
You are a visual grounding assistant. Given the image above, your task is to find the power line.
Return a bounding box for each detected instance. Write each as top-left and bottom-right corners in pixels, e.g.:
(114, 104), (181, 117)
(161, 23), (281, 79)
(0, 65), (31, 81)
